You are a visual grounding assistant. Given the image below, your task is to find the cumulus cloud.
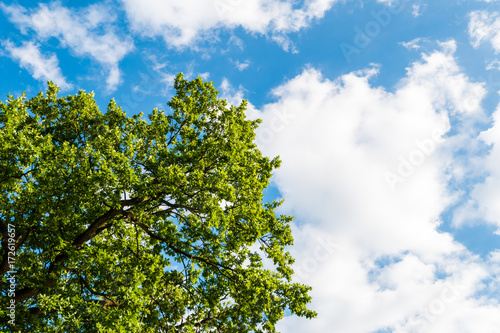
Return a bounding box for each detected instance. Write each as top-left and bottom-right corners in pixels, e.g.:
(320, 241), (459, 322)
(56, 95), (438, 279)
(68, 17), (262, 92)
(1, 40), (72, 90)
(469, 10), (500, 53)
(120, 0), (339, 50)
(219, 43), (500, 332)
(0, 2), (134, 92)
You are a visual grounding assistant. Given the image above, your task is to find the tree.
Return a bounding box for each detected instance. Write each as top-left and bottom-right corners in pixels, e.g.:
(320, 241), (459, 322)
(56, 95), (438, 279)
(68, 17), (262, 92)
(0, 74), (316, 332)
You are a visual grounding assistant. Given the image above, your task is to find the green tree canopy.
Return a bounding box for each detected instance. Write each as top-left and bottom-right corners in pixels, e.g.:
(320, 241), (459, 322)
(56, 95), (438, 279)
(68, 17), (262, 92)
(0, 74), (315, 332)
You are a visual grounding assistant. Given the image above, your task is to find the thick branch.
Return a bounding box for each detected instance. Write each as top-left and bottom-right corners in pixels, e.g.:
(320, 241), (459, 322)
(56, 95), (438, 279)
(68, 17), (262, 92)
(0, 168), (35, 186)
(71, 208), (122, 249)
(79, 276), (111, 298)
(14, 208), (123, 303)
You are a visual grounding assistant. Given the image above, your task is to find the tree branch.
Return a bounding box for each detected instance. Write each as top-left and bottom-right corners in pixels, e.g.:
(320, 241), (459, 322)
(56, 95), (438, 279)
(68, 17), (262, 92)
(0, 227), (32, 276)
(14, 207), (123, 303)
(134, 220), (236, 274)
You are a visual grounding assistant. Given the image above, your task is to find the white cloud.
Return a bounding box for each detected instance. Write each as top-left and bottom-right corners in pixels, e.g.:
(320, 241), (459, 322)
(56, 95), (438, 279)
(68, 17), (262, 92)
(128, 55), (212, 100)
(198, 72), (210, 81)
(227, 35), (245, 50)
(486, 59), (500, 70)
(120, 0), (339, 50)
(1, 2), (134, 92)
(1, 40), (72, 90)
(411, 3), (426, 17)
(221, 43), (500, 332)
(454, 103), (500, 230)
(234, 59), (250, 71)
(400, 37), (428, 50)
(377, 0), (395, 4)
(106, 66), (122, 92)
(377, 0), (409, 6)
(468, 10), (500, 53)
(219, 78), (260, 121)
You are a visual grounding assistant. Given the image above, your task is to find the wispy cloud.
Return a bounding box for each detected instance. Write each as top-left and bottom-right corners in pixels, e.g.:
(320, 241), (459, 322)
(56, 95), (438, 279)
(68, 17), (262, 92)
(400, 37), (429, 50)
(1, 2), (134, 92)
(469, 10), (500, 53)
(411, 3), (426, 17)
(1, 40), (72, 90)
(234, 59), (250, 71)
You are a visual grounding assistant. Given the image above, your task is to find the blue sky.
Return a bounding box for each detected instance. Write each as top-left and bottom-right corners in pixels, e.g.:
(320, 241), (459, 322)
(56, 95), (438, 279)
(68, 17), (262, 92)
(2, 0), (500, 331)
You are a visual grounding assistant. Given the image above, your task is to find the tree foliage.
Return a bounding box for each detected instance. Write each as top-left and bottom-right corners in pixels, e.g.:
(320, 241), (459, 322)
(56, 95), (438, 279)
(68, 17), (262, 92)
(0, 74), (315, 332)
